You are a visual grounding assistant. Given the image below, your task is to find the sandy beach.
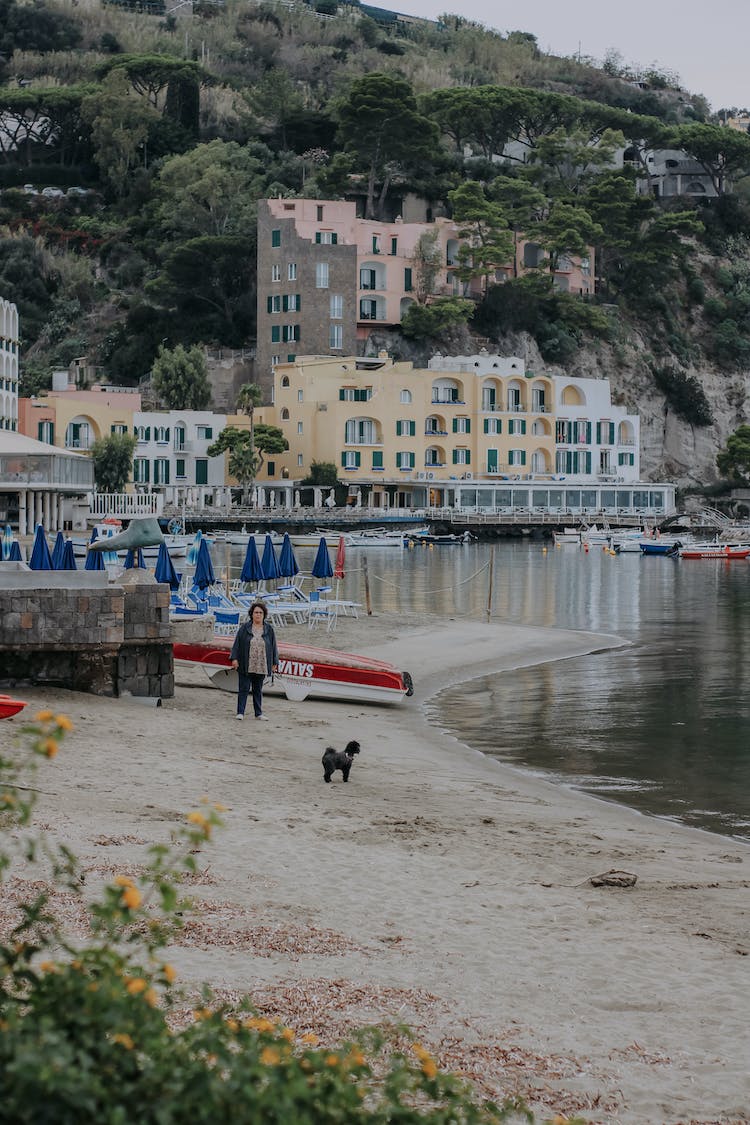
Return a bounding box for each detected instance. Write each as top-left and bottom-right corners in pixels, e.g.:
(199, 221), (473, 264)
(3, 610), (749, 1124)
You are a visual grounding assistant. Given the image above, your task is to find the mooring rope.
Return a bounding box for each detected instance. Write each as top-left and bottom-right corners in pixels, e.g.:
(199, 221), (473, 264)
(367, 559), (490, 593)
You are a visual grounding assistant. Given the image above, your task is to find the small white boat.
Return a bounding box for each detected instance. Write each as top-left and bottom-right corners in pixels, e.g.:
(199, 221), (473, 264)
(174, 638), (413, 704)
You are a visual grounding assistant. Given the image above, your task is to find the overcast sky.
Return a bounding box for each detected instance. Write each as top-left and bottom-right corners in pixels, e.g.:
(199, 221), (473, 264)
(393, 0), (748, 113)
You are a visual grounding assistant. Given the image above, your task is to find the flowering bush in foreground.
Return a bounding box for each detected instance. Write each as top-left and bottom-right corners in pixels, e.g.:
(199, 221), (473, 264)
(0, 714), (580, 1124)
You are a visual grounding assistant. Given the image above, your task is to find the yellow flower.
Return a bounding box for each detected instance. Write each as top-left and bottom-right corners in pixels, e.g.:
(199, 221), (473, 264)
(114, 875), (134, 888)
(113, 1033), (134, 1050)
(126, 977), (147, 995)
(187, 811), (208, 828)
(121, 886), (141, 910)
(325, 1054), (340, 1068)
(280, 1027), (295, 1042)
(1, 793), (17, 806)
(71, 960), (82, 971)
(42, 738), (58, 759)
(193, 1007), (212, 1022)
(411, 1042), (431, 1062)
(34, 710), (53, 722)
(162, 963), (176, 984)
(39, 961), (56, 973)
(87, 983), (99, 993)
(347, 1050), (366, 1068)
(226, 1019), (239, 1033)
(212, 802), (228, 812)
(55, 714), (73, 732)
(421, 1059), (438, 1080)
(244, 1016), (275, 1033)
(144, 988), (158, 1008)
(300, 1032), (319, 1046)
(260, 1046), (281, 1066)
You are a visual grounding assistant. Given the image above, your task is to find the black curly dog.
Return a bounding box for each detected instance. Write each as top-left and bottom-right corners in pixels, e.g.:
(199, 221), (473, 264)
(322, 740), (361, 783)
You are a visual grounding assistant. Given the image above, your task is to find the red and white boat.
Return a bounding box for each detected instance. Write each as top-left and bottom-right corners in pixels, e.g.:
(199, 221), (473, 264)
(0, 694), (27, 720)
(173, 639), (413, 705)
(678, 543), (750, 560)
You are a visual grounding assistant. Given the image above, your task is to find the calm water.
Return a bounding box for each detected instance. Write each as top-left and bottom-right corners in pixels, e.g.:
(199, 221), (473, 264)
(229, 539), (750, 840)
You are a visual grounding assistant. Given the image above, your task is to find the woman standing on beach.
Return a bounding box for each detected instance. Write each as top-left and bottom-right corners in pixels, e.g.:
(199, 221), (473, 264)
(230, 602), (279, 721)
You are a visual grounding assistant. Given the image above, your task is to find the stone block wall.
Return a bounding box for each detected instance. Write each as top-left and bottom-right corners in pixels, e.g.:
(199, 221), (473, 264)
(0, 573), (174, 699)
(0, 585), (124, 648)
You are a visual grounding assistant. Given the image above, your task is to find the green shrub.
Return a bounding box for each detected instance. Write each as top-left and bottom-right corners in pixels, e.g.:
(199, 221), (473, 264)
(1, 716), (564, 1123)
(651, 365), (713, 426)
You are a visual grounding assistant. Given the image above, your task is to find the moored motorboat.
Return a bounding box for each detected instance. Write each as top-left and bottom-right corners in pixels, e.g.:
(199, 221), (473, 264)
(173, 638), (413, 704)
(678, 543), (750, 560)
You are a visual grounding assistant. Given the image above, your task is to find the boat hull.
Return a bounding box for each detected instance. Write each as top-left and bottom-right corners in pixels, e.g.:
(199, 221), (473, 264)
(0, 695), (27, 719)
(679, 546), (750, 559)
(174, 640), (412, 705)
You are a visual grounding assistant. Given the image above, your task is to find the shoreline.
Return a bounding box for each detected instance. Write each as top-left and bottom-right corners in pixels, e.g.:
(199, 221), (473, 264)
(4, 612), (750, 1123)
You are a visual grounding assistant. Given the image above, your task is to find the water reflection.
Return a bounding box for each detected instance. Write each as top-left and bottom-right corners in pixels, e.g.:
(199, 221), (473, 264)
(229, 540), (750, 839)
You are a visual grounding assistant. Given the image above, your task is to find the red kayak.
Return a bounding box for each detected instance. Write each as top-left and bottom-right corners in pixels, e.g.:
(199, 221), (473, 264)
(0, 694), (28, 720)
(174, 639), (413, 705)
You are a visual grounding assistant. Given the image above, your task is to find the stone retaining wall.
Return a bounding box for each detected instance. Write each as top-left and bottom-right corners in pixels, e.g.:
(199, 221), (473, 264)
(0, 568), (173, 698)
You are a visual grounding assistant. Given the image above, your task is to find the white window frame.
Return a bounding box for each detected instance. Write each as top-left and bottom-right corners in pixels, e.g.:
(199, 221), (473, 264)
(316, 262), (329, 289)
(271, 264), (281, 282)
(329, 324), (343, 349)
(330, 294), (343, 318)
(288, 262), (297, 280)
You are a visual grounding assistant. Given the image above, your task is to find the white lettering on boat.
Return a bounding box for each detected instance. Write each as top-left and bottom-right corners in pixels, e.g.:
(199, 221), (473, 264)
(278, 659), (314, 679)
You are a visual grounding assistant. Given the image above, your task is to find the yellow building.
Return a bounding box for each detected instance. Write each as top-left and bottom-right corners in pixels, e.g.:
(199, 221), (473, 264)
(257, 352), (554, 507)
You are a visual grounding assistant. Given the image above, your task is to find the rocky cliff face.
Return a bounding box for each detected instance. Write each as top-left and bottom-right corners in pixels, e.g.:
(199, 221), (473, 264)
(364, 324), (749, 489)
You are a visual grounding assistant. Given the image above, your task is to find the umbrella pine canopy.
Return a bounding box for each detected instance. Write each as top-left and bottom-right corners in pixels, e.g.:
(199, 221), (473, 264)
(260, 534), (281, 581)
(311, 537), (333, 580)
(29, 526), (53, 571)
(278, 533), (300, 578)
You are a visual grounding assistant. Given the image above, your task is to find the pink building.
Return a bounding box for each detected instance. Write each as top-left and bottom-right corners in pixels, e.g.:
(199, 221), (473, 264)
(256, 198), (593, 397)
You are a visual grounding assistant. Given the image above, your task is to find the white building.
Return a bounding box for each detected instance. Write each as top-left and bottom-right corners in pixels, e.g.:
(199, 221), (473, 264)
(1, 297), (19, 433)
(132, 410), (230, 508)
(553, 374), (639, 481)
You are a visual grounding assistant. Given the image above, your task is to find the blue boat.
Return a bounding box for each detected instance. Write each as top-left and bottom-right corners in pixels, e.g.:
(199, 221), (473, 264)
(640, 541), (681, 556)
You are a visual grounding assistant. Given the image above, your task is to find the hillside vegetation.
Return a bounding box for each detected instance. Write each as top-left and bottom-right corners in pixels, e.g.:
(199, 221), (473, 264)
(2, 0), (750, 485)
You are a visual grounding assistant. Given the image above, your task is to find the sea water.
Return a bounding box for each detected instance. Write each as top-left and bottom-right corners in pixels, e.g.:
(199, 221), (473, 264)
(230, 539), (750, 840)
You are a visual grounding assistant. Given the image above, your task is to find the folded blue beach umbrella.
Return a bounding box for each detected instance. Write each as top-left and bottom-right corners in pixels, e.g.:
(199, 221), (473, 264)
(193, 537), (215, 590)
(51, 531), (66, 570)
(2, 524), (13, 561)
(85, 541), (105, 571)
(29, 525), (53, 571)
(240, 536), (264, 584)
(260, 533), (281, 581)
(154, 541), (180, 589)
(9, 540), (23, 562)
(311, 536), (333, 580)
(278, 533), (299, 578)
(124, 548), (146, 569)
(61, 539), (77, 571)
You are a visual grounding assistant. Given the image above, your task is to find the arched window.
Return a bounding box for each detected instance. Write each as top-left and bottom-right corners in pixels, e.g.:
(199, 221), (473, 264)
(561, 384), (585, 406)
(280, 408), (290, 420)
(400, 388), (412, 404)
(280, 375), (290, 388)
